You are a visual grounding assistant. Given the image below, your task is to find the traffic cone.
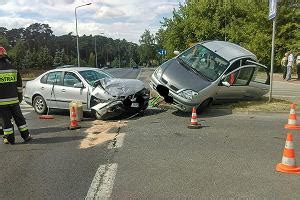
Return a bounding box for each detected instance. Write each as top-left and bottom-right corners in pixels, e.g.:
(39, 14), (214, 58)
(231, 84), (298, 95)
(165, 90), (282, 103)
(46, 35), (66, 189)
(69, 106), (80, 130)
(285, 103), (300, 130)
(276, 133), (300, 174)
(188, 107), (201, 129)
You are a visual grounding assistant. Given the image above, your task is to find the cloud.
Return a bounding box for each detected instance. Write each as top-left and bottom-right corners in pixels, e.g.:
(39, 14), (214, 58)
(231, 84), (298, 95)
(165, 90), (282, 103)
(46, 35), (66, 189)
(0, 0), (184, 43)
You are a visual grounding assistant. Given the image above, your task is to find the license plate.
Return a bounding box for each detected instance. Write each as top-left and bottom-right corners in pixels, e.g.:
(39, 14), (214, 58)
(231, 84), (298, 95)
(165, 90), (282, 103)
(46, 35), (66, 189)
(131, 103), (139, 108)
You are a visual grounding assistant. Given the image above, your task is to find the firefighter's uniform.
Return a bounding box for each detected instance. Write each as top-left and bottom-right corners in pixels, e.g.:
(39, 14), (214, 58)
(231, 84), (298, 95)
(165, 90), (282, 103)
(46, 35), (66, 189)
(0, 47), (31, 144)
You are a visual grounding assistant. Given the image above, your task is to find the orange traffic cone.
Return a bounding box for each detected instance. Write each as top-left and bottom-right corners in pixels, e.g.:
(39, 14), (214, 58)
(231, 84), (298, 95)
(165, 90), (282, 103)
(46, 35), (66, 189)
(276, 133), (300, 174)
(69, 106), (80, 130)
(285, 103), (300, 130)
(188, 107), (201, 129)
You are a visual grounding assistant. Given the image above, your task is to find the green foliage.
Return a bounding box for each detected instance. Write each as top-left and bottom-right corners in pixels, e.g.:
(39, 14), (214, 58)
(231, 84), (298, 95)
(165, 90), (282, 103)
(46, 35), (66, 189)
(138, 30), (158, 67)
(157, 0), (299, 72)
(88, 52), (95, 67)
(0, 24), (140, 69)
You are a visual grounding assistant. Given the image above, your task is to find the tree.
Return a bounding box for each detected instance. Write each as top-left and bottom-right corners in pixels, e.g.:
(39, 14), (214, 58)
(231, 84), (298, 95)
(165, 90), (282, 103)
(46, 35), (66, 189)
(158, 0), (300, 71)
(138, 30), (157, 67)
(88, 52), (95, 67)
(39, 47), (53, 68)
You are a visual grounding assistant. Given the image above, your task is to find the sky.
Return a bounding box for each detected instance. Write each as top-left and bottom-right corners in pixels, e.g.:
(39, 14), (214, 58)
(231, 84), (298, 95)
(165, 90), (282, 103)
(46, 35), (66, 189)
(0, 0), (185, 43)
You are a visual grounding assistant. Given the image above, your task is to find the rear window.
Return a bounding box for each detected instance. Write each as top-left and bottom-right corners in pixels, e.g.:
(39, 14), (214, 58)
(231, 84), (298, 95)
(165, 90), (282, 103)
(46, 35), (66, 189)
(46, 71), (62, 85)
(40, 74), (48, 84)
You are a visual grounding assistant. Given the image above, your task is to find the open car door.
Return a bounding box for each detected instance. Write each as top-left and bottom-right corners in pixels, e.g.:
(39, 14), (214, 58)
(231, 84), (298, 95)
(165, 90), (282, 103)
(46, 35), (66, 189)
(215, 61), (269, 102)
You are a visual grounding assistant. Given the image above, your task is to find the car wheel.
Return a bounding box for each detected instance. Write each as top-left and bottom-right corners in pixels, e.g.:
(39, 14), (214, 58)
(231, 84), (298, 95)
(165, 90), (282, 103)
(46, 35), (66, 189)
(33, 95), (47, 115)
(196, 98), (212, 114)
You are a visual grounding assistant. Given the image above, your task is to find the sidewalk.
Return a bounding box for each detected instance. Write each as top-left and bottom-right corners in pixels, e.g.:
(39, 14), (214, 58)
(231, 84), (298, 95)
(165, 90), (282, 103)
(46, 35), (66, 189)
(272, 73), (300, 84)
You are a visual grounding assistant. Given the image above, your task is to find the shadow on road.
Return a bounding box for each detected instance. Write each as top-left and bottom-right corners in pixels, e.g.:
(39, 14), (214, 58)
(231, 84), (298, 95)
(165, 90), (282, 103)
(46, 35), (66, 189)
(172, 108), (233, 118)
(30, 127), (67, 135)
(27, 136), (85, 145)
(126, 108), (167, 121)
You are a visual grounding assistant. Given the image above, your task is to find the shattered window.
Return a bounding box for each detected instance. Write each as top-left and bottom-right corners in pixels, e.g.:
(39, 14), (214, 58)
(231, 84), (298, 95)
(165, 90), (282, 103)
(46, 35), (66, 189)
(79, 70), (112, 86)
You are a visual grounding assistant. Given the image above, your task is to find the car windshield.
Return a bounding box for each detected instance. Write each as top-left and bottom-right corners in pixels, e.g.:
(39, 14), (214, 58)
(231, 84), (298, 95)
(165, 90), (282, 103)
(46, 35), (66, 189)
(178, 44), (229, 81)
(79, 69), (113, 85)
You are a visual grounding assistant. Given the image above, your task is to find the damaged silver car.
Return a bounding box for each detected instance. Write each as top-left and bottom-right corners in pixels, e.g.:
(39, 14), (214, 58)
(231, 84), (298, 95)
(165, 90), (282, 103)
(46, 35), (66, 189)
(150, 41), (270, 113)
(24, 67), (150, 119)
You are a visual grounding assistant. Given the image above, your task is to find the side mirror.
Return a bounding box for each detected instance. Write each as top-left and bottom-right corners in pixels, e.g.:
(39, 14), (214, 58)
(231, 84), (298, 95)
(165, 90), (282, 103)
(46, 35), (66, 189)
(74, 82), (84, 88)
(174, 50), (180, 55)
(222, 81), (231, 87)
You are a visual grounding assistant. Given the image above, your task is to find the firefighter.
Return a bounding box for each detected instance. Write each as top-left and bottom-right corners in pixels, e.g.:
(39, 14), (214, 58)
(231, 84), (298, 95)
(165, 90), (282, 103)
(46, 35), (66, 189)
(0, 46), (32, 144)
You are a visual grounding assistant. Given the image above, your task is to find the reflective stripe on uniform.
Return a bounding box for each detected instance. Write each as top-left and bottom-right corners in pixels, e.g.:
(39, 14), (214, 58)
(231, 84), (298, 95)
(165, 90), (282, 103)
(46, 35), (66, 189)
(0, 97), (19, 106)
(0, 97), (19, 102)
(18, 124), (28, 132)
(3, 128), (13, 135)
(0, 71), (17, 83)
(0, 69), (18, 73)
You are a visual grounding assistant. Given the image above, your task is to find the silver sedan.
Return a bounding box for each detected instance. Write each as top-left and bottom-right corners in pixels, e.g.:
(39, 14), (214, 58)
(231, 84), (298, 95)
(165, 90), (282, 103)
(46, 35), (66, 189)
(24, 67), (149, 119)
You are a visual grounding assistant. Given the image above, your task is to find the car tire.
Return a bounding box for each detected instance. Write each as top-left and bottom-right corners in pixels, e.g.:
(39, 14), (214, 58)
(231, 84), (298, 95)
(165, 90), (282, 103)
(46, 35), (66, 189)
(33, 95), (48, 115)
(196, 98), (212, 114)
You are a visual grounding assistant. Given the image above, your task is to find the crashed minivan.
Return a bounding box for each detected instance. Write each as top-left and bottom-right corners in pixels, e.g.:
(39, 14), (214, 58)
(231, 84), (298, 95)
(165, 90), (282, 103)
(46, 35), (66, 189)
(24, 67), (149, 119)
(150, 41), (270, 113)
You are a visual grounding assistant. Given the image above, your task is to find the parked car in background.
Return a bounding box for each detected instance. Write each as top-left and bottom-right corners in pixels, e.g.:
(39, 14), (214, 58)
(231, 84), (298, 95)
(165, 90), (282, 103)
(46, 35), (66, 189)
(150, 40), (270, 113)
(24, 67), (150, 119)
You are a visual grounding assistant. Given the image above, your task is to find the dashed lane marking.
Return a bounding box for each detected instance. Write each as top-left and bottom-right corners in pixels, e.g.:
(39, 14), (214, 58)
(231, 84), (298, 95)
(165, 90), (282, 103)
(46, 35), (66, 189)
(85, 163), (118, 200)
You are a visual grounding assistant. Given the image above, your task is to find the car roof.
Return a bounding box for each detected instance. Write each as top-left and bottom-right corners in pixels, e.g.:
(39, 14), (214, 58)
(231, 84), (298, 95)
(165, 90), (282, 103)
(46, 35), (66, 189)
(48, 67), (101, 73)
(201, 41), (257, 61)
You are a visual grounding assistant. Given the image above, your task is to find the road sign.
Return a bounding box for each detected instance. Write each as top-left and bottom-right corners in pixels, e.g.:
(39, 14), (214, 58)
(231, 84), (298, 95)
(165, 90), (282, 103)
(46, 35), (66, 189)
(158, 49), (167, 56)
(269, 0), (277, 20)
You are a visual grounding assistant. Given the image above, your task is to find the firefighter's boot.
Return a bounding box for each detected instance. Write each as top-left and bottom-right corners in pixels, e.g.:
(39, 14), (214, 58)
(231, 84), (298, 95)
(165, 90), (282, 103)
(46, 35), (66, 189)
(23, 134), (32, 143)
(4, 134), (15, 145)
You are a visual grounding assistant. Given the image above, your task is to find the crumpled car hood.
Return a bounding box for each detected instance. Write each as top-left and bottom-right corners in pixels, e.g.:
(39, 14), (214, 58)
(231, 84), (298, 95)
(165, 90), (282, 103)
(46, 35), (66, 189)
(92, 78), (145, 99)
(99, 78), (145, 97)
(90, 78), (149, 120)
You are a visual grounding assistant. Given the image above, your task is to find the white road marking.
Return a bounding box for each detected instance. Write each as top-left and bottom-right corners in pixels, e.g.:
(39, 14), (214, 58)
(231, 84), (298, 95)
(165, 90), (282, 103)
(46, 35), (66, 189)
(85, 163), (118, 200)
(107, 133), (125, 149)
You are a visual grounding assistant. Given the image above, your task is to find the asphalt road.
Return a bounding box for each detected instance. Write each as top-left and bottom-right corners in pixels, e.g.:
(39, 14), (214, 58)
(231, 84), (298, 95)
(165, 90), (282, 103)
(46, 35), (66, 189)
(2, 68), (300, 199)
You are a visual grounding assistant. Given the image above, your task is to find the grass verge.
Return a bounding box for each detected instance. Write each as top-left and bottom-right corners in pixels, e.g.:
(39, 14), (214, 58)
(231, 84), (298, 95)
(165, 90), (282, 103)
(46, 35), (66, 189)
(150, 89), (294, 112)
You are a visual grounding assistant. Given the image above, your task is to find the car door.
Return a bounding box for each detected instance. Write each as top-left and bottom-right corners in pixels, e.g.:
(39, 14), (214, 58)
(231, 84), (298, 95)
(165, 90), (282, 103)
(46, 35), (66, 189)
(246, 64), (270, 99)
(40, 71), (62, 108)
(54, 72), (88, 110)
(215, 67), (254, 102)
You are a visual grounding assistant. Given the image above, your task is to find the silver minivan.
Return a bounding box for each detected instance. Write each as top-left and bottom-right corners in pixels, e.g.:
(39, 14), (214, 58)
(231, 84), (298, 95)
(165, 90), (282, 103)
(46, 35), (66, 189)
(150, 41), (270, 112)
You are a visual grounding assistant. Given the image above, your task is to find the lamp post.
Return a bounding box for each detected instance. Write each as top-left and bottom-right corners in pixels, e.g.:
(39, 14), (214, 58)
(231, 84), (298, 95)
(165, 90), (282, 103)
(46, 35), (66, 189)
(75, 2), (92, 67)
(95, 33), (104, 68)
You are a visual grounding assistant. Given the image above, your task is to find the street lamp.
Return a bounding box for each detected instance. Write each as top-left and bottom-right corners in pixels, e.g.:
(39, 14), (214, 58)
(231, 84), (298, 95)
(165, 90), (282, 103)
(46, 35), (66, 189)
(75, 2), (92, 67)
(95, 32), (104, 68)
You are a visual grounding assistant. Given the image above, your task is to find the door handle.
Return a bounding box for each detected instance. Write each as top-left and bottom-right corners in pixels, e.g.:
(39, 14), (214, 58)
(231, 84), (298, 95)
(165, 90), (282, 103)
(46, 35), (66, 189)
(62, 89), (66, 92)
(41, 87), (45, 90)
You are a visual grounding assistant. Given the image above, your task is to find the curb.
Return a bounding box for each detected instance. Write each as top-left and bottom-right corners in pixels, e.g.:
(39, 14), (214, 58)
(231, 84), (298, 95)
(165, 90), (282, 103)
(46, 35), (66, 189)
(209, 108), (289, 115)
(23, 78), (35, 81)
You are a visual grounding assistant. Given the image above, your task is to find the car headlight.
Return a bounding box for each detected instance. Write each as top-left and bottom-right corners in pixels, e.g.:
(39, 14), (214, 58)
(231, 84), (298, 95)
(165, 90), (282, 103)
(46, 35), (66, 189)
(178, 90), (199, 100)
(154, 67), (163, 79)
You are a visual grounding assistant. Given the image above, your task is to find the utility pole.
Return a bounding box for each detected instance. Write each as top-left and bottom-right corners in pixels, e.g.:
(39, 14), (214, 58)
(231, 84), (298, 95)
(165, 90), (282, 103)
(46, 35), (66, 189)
(268, 0), (277, 103)
(75, 3), (92, 67)
(118, 43), (121, 68)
